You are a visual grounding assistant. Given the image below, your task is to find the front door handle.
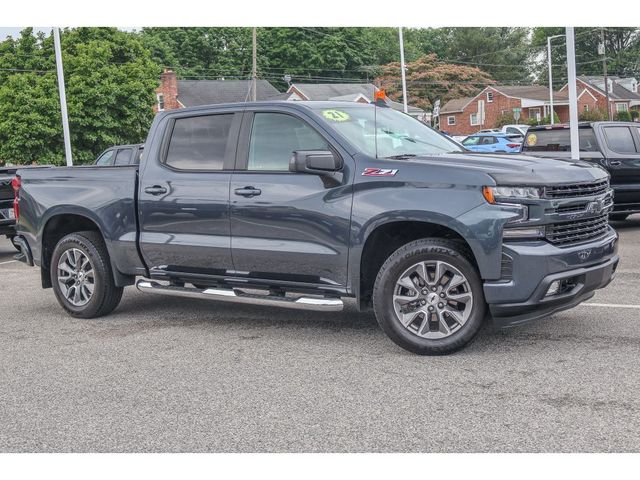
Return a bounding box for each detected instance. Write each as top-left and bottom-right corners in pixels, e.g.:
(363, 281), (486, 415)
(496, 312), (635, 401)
(610, 161), (622, 166)
(144, 185), (168, 195)
(234, 186), (262, 197)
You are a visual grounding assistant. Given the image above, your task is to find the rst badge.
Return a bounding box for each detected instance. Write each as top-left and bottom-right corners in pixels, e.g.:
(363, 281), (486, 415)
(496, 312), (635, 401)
(362, 168), (398, 177)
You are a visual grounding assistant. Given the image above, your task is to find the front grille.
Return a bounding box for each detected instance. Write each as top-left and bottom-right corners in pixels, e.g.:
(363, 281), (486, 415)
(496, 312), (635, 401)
(546, 213), (610, 246)
(556, 203), (588, 214)
(544, 180), (609, 199)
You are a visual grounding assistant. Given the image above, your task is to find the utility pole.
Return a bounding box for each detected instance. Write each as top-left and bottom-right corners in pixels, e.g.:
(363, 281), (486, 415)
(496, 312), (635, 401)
(600, 28), (611, 120)
(251, 27), (257, 102)
(398, 27), (408, 114)
(546, 34), (564, 125)
(53, 27), (73, 166)
(566, 27), (580, 160)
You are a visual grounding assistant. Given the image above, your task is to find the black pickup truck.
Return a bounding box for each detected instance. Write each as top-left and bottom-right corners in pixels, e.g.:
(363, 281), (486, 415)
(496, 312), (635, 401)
(1, 166), (19, 244)
(522, 122), (640, 221)
(12, 101), (619, 354)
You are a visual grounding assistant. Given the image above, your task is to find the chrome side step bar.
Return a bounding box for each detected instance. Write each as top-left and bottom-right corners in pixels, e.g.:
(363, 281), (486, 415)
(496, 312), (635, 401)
(135, 279), (344, 312)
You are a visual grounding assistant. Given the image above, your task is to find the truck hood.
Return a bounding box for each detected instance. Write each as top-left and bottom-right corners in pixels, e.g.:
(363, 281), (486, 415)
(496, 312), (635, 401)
(406, 152), (608, 185)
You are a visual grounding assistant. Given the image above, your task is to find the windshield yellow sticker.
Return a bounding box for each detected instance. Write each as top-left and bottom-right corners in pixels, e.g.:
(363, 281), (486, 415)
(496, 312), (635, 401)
(526, 133), (537, 146)
(322, 109), (350, 122)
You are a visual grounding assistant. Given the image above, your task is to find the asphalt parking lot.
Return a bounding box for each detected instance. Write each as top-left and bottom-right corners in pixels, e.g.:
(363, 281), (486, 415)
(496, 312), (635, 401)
(1, 218), (640, 453)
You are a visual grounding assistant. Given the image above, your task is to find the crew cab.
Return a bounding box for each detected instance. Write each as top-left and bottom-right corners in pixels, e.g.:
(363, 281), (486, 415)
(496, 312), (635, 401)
(12, 101), (619, 355)
(522, 122), (640, 221)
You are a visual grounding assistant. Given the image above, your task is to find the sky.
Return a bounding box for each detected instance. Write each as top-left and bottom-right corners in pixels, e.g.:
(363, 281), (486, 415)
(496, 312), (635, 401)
(0, 27), (51, 40)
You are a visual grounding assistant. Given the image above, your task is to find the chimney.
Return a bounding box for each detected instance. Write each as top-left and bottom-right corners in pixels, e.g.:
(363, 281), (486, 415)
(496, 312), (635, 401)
(155, 68), (179, 111)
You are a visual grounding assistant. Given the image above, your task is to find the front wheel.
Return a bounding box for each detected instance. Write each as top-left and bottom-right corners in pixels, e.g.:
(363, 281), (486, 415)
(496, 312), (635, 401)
(373, 238), (486, 355)
(50, 231), (123, 318)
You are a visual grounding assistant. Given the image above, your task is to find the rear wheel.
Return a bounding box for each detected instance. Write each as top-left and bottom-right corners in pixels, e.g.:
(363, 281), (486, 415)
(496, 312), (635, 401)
(50, 231), (123, 318)
(373, 238), (486, 355)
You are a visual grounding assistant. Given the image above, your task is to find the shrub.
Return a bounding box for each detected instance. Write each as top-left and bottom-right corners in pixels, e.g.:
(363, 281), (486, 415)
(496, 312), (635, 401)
(615, 110), (632, 122)
(579, 108), (608, 122)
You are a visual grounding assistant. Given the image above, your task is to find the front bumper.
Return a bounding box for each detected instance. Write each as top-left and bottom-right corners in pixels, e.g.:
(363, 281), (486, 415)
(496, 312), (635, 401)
(485, 229), (619, 328)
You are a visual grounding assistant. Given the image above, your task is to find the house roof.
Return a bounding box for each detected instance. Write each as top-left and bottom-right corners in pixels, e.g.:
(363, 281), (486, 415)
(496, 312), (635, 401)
(578, 75), (640, 101)
(177, 79), (281, 106)
(440, 97), (474, 114)
(289, 82), (424, 114)
(491, 85), (568, 102)
(290, 83), (378, 101)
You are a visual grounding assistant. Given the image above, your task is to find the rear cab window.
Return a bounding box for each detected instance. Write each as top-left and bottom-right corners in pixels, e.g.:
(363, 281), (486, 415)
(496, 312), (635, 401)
(95, 150), (114, 166)
(523, 128), (599, 152)
(114, 148), (133, 165)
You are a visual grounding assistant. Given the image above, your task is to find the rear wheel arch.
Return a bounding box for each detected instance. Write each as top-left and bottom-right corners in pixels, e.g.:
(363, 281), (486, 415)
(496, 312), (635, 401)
(357, 219), (479, 310)
(40, 213), (121, 288)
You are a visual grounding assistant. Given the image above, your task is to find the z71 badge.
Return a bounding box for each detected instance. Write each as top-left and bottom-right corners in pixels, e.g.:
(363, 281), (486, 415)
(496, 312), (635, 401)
(362, 168), (399, 177)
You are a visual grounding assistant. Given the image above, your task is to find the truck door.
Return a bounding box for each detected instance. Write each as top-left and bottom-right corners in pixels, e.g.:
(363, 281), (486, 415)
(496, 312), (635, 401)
(229, 109), (354, 289)
(138, 109), (242, 279)
(600, 125), (640, 212)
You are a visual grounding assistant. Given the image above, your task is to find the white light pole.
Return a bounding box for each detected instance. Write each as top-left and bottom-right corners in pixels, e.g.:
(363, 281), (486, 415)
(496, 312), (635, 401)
(398, 27), (408, 114)
(547, 34), (564, 125)
(53, 27), (73, 166)
(565, 27), (580, 160)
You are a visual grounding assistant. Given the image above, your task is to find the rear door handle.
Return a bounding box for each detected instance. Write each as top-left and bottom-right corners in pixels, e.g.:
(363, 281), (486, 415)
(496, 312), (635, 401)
(234, 186), (262, 197)
(144, 185), (168, 195)
(610, 161), (622, 166)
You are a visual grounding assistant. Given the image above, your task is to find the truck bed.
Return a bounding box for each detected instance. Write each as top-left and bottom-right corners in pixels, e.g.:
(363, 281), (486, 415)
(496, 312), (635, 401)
(16, 165), (145, 278)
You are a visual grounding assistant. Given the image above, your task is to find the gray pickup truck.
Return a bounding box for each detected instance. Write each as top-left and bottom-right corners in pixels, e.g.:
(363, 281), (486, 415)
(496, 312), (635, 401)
(12, 101), (619, 354)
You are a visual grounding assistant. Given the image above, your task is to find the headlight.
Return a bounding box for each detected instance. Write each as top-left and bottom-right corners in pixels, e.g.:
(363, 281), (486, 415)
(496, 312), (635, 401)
(483, 186), (541, 203)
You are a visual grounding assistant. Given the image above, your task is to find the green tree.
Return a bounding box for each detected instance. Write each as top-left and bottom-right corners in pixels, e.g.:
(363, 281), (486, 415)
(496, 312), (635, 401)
(0, 27), (159, 165)
(616, 110), (632, 122)
(374, 54), (494, 111)
(579, 108), (608, 121)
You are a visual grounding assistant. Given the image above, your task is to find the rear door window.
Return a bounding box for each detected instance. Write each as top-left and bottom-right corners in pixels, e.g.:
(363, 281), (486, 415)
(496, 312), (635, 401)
(114, 148), (133, 165)
(165, 114), (234, 170)
(603, 126), (638, 154)
(95, 150), (114, 166)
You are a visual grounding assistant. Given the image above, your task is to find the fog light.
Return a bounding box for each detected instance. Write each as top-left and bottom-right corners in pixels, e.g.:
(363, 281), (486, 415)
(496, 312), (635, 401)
(546, 280), (561, 297)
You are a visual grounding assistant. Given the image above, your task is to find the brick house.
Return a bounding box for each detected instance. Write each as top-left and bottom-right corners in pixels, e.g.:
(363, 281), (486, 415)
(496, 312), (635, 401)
(439, 85), (600, 136)
(559, 76), (640, 119)
(154, 69), (281, 112)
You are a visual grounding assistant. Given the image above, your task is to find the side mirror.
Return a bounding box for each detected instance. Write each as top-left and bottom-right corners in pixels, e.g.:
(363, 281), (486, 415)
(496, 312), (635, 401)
(289, 150), (342, 175)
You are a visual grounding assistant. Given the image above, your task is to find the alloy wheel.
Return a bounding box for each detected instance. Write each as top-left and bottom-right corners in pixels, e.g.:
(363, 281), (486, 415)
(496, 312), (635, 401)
(392, 260), (474, 339)
(57, 248), (95, 307)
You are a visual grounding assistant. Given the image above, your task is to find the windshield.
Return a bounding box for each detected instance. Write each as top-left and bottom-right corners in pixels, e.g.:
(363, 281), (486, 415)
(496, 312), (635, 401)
(312, 105), (462, 158)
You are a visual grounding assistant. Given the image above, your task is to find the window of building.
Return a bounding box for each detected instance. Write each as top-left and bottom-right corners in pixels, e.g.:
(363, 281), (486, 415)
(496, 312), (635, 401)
(447, 116), (456, 126)
(616, 103), (629, 113)
(584, 104), (590, 112)
(470, 113), (479, 126)
(165, 114), (234, 170)
(603, 126), (637, 153)
(157, 93), (165, 111)
(248, 113), (328, 171)
(487, 91), (494, 103)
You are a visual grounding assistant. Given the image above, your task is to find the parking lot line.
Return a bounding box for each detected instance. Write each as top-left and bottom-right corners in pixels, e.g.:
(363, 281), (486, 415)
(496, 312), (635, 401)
(0, 260), (16, 265)
(582, 302), (640, 309)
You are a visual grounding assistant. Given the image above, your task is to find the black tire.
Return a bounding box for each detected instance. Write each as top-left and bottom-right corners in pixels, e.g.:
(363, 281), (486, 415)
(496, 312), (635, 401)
(609, 213), (629, 222)
(50, 231), (123, 318)
(372, 238), (486, 355)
